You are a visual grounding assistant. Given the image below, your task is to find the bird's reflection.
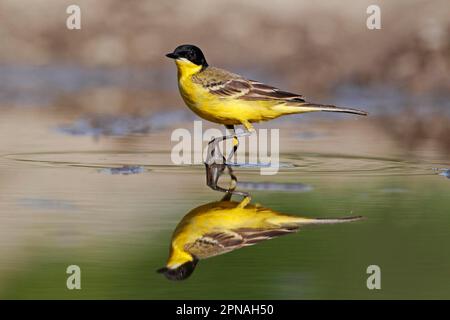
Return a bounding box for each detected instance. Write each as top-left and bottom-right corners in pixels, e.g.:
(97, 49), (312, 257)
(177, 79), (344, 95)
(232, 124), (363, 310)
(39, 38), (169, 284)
(157, 164), (362, 281)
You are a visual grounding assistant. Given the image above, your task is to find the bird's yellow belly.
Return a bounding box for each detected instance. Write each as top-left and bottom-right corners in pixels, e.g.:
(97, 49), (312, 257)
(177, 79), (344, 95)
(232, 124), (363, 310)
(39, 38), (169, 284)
(179, 80), (284, 125)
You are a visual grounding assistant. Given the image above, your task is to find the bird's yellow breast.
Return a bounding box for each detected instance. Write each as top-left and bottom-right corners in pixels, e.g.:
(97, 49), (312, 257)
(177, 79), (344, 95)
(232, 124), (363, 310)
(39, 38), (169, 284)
(175, 60), (286, 125)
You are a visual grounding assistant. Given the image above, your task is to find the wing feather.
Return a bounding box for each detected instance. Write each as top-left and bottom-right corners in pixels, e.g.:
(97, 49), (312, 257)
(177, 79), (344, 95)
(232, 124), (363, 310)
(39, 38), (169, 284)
(192, 67), (305, 102)
(185, 231), (244, 259)
(235, 227), (298, 246)
(185, 225), (299, 259)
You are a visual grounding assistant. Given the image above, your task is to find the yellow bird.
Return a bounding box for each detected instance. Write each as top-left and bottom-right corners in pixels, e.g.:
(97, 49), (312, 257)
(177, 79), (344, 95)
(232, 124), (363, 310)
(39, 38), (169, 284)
(166, 44), (368, 162)
(157, 195), (362, 280)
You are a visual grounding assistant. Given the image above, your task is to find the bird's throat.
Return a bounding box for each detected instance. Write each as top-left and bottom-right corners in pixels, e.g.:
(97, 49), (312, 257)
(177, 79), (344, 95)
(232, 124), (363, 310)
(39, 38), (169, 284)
(175, 59), (203, 79)
(167, 245), (194, 269)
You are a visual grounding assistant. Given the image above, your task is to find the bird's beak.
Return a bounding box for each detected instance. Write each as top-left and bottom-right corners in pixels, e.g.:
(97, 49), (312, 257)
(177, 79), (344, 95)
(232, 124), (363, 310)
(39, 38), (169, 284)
(165, 52), (178, 59)
(156, 267), (168, 273)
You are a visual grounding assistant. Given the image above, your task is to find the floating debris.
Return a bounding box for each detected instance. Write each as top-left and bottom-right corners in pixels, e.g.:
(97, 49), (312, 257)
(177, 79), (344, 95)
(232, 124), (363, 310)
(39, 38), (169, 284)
(433, 168), (450, 179)
(99, 165), (146, 175)
(237, 181), (313, 192)
(438, 169), (450, 179)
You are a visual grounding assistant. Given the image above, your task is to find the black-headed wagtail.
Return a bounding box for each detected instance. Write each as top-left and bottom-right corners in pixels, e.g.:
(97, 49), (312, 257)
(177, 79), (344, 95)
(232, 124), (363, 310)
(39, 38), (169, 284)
(166, 44), (368, 163)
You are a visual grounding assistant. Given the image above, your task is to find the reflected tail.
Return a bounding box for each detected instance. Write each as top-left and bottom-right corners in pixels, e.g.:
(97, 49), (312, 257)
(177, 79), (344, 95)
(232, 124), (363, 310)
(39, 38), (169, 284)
(268, 215), (364, 227)
(297, 215), (365, 225)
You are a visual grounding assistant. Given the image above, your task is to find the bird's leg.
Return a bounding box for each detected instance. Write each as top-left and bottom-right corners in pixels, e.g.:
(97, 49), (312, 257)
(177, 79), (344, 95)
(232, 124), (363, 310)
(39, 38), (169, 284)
(205, 162), (250, 198)
(220, 165), (238, 201)
(205, 136), (226, 166)
(226, 165), (250, 198)
(205, 162), (229, 193)
(237, 195), (251, 208)
(225, 125), (239, 164)
(205, 122), (255, 166)
(220, 192), (233, 202)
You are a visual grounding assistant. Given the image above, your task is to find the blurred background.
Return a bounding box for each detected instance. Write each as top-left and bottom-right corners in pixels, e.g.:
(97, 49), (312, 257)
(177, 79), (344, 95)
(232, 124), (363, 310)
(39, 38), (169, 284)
(0, 0), (449, 299)
(1, 0), (449, 150)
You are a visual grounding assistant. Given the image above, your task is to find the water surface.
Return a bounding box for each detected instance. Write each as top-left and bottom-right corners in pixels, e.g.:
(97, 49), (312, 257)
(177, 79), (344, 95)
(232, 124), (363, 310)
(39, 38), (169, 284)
(0, 105), (449, 299)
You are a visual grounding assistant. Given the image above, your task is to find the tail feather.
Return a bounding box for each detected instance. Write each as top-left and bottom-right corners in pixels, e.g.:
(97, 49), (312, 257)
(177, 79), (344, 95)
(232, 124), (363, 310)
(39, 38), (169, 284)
(301, 216), (365, 225)
(285, 102), (368, 116)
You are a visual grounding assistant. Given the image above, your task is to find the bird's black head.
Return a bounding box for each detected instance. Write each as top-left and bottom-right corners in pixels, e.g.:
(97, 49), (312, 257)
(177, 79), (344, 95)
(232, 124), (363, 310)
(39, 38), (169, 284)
(166, 45), (208, 68)
(157, 258), (199, 281)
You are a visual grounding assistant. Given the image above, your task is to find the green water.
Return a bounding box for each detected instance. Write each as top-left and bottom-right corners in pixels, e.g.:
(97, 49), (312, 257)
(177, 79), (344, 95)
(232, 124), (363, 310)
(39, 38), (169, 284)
(0, 110), (449, 299)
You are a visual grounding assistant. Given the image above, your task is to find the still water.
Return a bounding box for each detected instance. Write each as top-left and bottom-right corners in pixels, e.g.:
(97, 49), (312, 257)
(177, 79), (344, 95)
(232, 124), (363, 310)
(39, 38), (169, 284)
(0, 108), (449, 299)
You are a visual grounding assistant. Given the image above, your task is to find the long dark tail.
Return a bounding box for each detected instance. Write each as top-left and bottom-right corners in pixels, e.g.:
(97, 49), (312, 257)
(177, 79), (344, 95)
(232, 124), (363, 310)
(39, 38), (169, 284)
(282, 102), (368, 116)
(301, 102), (368, 116)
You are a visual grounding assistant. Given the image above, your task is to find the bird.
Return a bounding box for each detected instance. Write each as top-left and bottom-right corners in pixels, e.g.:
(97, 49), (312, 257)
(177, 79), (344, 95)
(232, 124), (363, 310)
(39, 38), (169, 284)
(166, 44), (368, 163)
(157, 194), (363, 281)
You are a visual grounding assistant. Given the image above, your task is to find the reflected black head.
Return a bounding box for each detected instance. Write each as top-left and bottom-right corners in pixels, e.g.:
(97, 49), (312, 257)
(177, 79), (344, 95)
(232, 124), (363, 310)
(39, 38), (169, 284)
(165, 44), (208, 67)
(157, 258), (199, 281)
